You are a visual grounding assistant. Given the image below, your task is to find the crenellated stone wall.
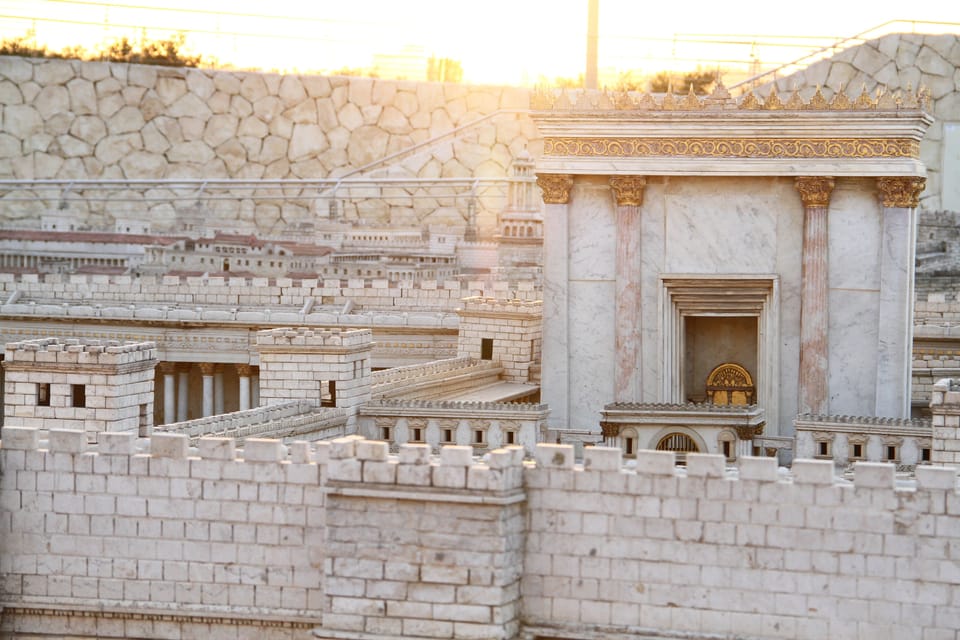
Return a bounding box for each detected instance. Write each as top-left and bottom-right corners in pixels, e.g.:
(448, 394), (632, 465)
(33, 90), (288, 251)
(2, 431), (960, 639)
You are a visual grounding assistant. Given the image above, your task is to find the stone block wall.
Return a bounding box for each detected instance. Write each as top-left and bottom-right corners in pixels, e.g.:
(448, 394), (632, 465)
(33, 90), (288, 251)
(457, 297), (542, 383)
(0, 273), (542, 313)
(256, 328), (372, 418)
(931, 378), (960, 466)
(2, 338), (155, 437)
(2, 432), (960, 639)
(322, 438), (526, 639)
(0, 428), (323, 638)
(522, 445), (960, 640)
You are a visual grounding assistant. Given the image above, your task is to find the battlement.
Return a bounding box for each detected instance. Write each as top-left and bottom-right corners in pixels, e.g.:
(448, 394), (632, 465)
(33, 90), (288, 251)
(3, 337), (157, 367)
(256, 327), (373, 349)
(458, 295), (543, 316)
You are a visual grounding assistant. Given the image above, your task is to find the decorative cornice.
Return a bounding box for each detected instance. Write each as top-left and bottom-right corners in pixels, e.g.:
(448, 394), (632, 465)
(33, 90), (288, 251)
(877, 176), (926, 208)
(543, 138), (919, 160)
(535, 173), (573, 204)
(794, 177), (836, 208)
(608, 176), (647, 207)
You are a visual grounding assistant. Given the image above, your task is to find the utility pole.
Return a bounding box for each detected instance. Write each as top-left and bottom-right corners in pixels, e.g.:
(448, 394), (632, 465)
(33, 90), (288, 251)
(585, 0), (599, 89)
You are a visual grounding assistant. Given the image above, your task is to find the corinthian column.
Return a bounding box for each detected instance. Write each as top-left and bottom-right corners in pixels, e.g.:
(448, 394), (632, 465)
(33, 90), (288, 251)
(609, 176), (646, 402)
(237, 364), (253, 411)
(158, 362), (177, 425)
(795, 177), (835, 415)
(875, 176), (925, 417)
(537, 173), (574, 429)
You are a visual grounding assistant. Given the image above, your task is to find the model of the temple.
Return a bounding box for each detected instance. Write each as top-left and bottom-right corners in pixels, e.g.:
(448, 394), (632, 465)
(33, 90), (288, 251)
(2, 31), (960, 640)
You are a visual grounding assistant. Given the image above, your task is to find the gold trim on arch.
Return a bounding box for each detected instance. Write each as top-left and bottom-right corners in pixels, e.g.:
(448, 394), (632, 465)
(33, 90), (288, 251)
(543, 137), (919, 159)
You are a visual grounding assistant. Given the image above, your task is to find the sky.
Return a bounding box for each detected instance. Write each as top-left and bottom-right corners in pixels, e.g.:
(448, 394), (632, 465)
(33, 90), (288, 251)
(3, 0), (959, 85)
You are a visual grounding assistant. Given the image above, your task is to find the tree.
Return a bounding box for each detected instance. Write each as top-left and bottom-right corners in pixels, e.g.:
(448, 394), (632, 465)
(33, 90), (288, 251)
(649, 68), (717, 95)
(427, 56), (463, 83)
(0, 31), (205, 68)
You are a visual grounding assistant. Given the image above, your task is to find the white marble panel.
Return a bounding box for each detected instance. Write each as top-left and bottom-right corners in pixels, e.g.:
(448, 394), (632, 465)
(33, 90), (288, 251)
(875, 205), (914, 417)
(568, 179), (615, 281)
(640, 178), (667, 402)
(662, 178), (780, 274)
(567, 280), (616, 430)
(542, 202), (569, 429)
(828, 180), (882, 291)
(773, 178), (804, 434)
(828, 289), (879, 417)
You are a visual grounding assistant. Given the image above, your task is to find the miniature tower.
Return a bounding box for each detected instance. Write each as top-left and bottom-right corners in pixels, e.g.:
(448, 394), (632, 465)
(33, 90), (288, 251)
(496, 150), (543, 268)
(2, 337), (156, 439)
(256, 328), (373, 424)
(456, 296), (542, 383)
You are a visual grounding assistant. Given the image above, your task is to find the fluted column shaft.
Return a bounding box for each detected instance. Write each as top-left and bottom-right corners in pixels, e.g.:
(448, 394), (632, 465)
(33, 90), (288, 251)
(796, 177), (835, 415)
(213, 365), (225, 415)
(609, 176), (646, 402)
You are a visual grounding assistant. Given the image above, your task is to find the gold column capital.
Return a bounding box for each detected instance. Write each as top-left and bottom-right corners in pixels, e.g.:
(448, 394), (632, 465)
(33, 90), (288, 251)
(794, 177), (835, 208)
(536, 173), (574, 204)
(157, 362), (178, 375)
(198, 362), (217, 376)
(236, 364), (254, 377)
(877, 176), (926, 208)
(609, 175), (647, 207)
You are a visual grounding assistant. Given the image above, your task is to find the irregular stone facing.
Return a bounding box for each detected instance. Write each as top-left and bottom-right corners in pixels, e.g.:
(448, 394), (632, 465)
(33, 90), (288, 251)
(0, 56), (536, 231)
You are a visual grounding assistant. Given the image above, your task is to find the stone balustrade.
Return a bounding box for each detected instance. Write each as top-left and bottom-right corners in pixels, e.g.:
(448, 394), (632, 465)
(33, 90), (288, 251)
(794, 413), (932, 468)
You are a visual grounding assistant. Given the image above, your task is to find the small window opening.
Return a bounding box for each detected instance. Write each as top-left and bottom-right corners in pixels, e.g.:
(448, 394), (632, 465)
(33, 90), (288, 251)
(885, 445), (897, 461)
(380, 426), (392, 441)
(505, 430), (516, 445)
(37, 383), (51, 407)
(480, 338), (493, 361)
(138, 403), (149, 437)
(922, 448), (931, 462)
(624, 437), (635, 456)
(818, 441), (829, 457)
(71, 384), (86, 408)
(442, 428), (453, 443)
(411, 427), (423, 442)
(321, 380), (337, 407)
(473, 429), (485, 445)
(852, 443), (863, 459)
(722, 440), (732, 459)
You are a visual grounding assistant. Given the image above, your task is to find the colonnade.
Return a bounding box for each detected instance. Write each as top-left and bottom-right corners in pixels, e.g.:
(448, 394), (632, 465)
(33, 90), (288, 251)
(157, 362), (259, 425)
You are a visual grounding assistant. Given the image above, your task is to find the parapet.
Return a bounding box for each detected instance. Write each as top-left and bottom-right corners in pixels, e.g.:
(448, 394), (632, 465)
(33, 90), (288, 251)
(256, 327), (373, 350)
(457, 296), (543, 316)
(3, 337), (157, 367)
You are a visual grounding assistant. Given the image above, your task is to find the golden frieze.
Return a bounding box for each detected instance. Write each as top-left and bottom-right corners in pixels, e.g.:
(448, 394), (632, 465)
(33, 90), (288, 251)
(543, 137), (919, 159)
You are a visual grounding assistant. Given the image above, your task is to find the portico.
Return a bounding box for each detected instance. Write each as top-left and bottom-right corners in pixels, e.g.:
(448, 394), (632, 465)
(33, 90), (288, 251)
(531, 84), (931, 455)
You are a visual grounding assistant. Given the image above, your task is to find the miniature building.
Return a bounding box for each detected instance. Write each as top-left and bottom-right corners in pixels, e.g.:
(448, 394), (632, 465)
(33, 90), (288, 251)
(456, 296), (542, 384)
(496, 150), (544, 269)
(256, 327), (373, 427)
(532, 85), (931, 458)
(2, 337), (155, 439)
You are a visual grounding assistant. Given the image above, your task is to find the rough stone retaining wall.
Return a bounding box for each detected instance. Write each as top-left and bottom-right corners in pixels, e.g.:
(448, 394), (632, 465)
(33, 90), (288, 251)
(0, 56), (535, 234)
(2, 430), (960, 639)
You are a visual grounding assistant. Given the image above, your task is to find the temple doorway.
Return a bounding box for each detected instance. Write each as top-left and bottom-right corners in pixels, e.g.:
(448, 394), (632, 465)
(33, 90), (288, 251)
(684, 316), (757, 404)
